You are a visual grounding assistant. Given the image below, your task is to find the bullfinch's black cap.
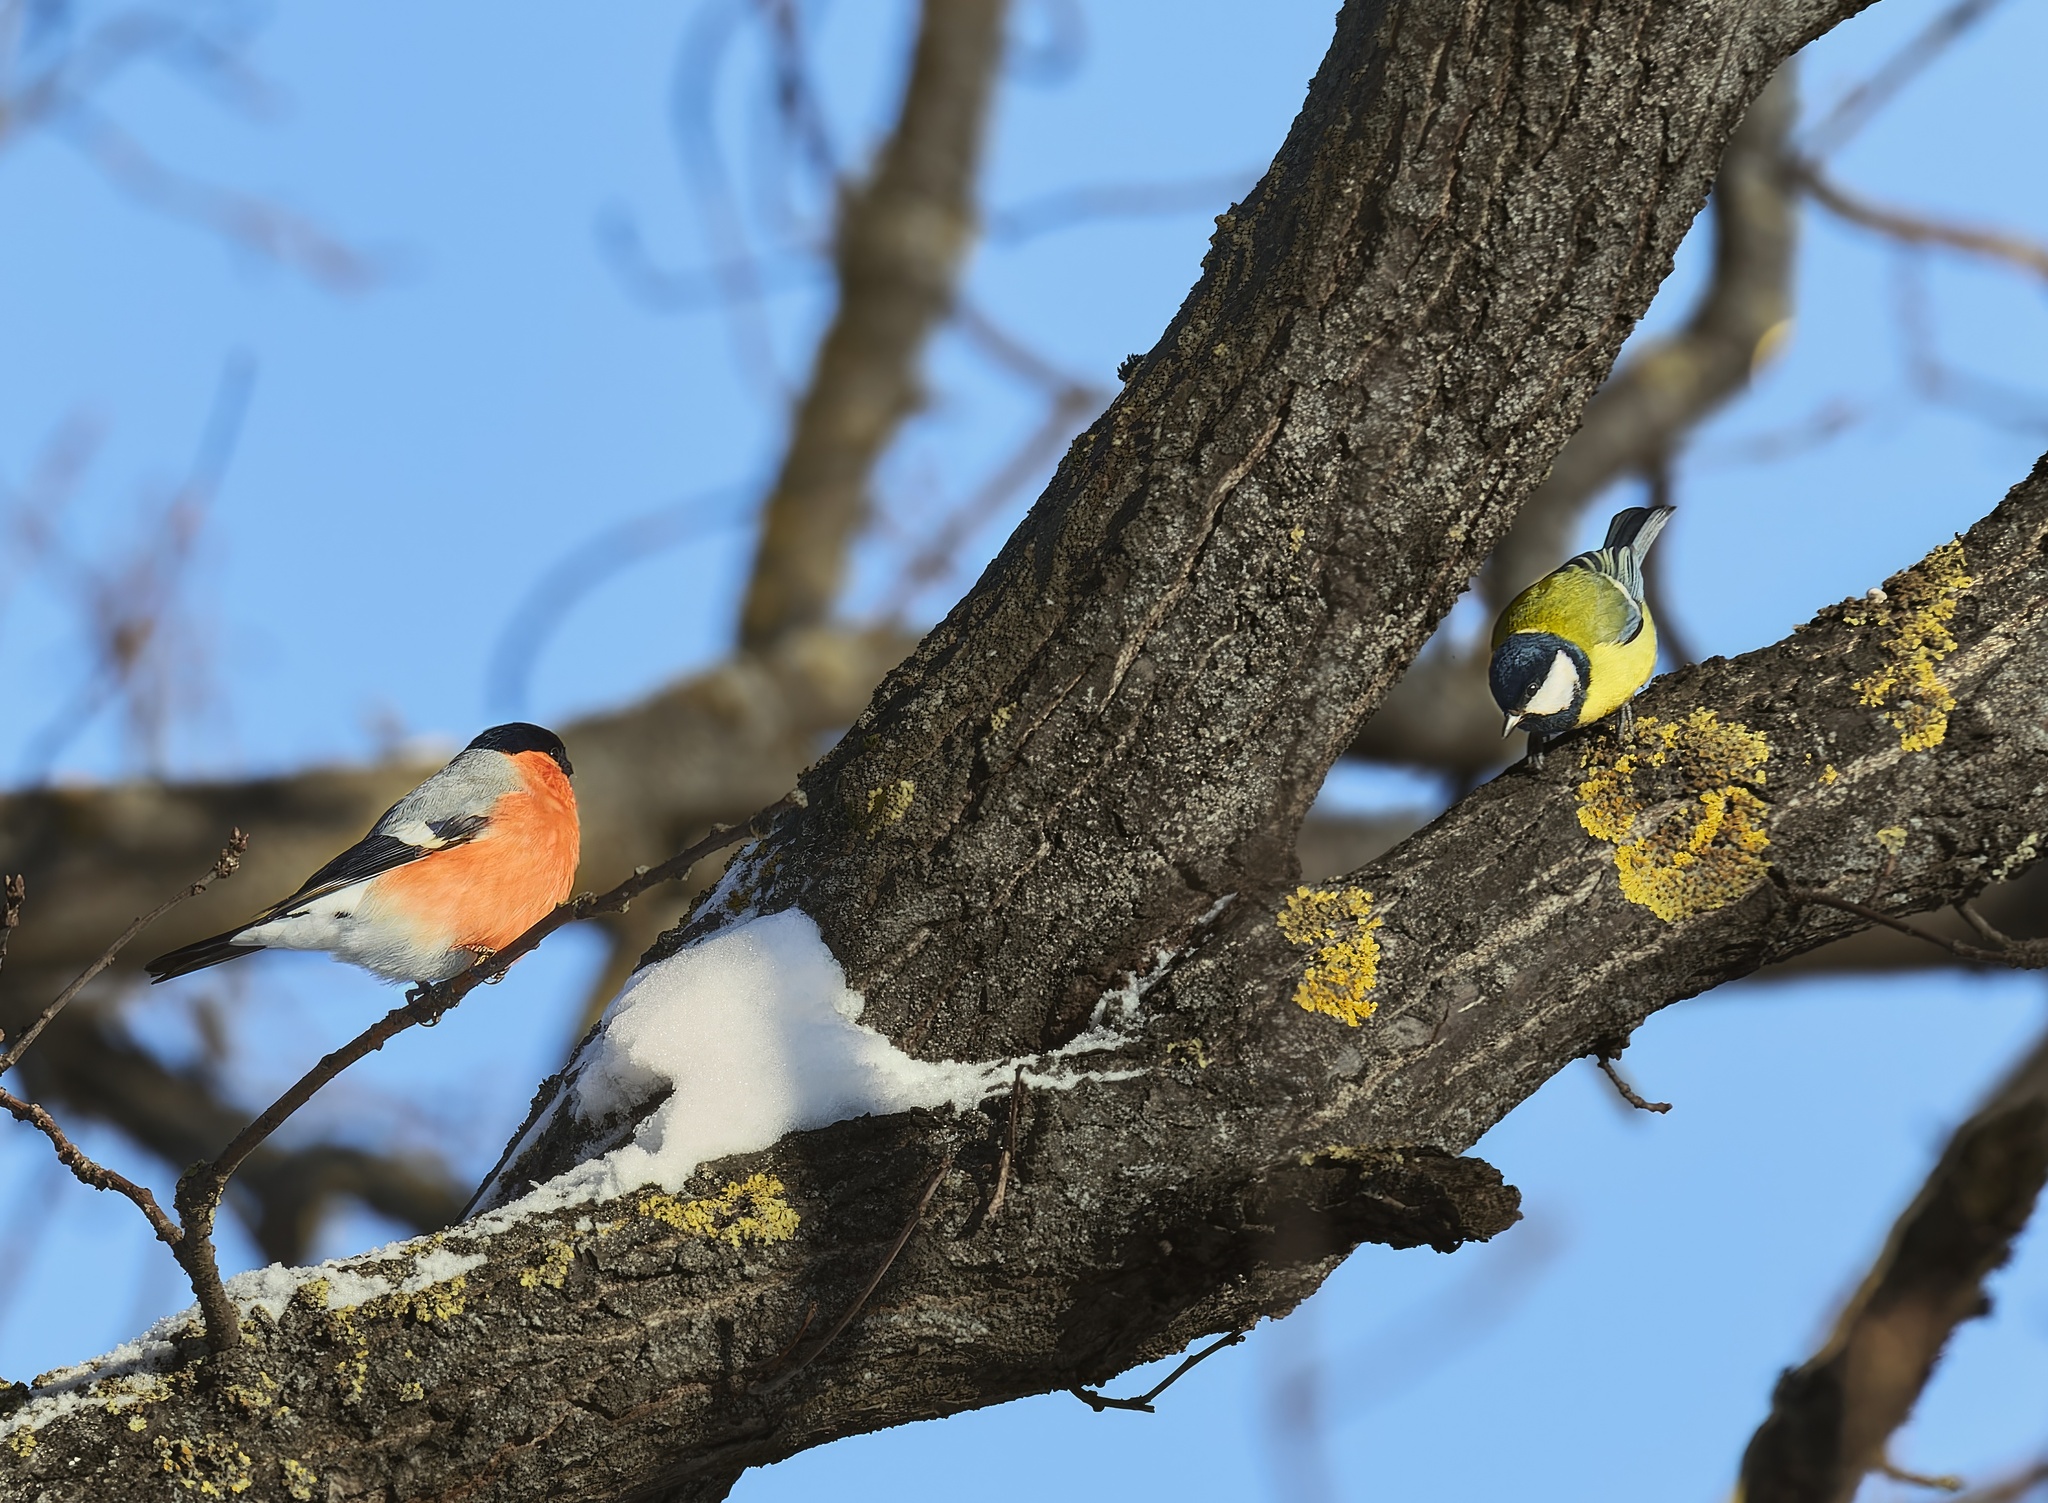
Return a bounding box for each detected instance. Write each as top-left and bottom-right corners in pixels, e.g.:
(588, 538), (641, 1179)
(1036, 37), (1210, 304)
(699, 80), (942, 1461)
(468, 722), (573, 776)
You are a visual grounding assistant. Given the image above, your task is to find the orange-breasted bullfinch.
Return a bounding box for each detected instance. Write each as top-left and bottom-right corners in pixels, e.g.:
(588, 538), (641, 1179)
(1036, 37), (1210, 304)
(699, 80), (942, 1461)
(1489, 503), (1673, 766)
(145, 723), (579, 986)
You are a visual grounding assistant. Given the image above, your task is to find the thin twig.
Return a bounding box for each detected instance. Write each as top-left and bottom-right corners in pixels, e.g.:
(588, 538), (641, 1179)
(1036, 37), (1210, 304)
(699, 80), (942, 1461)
(1594, 1053), (1672, 1114)
(0, 874), (22, 980)
(1951, 1457), (2048, 1503)
(1800, 0), (2007, 161)
(0, 831), (245, 1076)
(751, 1155), (952, 1396)
(0, 1084), (180, 1245)
(1796, 163), (2048, 288)
(1779, 883), (2047, 969)
(1068, 1329), (1250, 1414)
(1880, 1457), (1967, 1493)
(985, 1068), (1025, 1221)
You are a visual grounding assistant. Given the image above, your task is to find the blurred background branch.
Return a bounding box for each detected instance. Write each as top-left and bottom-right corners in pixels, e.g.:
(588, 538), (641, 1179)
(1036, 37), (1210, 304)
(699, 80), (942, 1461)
(1737, 1024), (2048, 1503)
(0, 1), (2044, 1491)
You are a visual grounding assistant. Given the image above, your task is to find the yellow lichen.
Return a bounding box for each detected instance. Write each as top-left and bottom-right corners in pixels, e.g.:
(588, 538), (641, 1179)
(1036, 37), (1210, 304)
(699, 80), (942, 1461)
(859, 778), (916, 834)
(391, 1274), (467, 1324)
(221, 1373), (277, 1413)
(518, 1240), (578, 1290)
(153, 1433), (254, 1495)
(1288, 525), (1306, 554)
(1874, 826), (1908, 855)
(1851, 539), (1972, 752)
(397, 1380), (426, 1404)
(326, 1307), (369, 1405)
(8, 1428), (34, 1458)
(1165, 1038), (1210, 1069)
(638, 1173), (800, 1248)
(990, 703), (1016, 734)
(129, 1415), (150, 1432)
(282, 1459), (318, 1502)
(1576, 709), (1772, 922)
(1276, 886), (1382, 1026)
(1820, 763), (1839, 785)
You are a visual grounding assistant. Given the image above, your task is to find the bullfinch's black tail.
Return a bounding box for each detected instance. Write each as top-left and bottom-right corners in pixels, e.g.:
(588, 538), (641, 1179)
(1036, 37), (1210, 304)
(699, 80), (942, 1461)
(144, 931), (264, 983)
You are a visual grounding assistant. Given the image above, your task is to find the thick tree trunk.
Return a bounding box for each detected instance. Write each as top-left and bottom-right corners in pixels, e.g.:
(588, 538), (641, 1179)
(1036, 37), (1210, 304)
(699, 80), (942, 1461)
(33, 4), (2035, 1502)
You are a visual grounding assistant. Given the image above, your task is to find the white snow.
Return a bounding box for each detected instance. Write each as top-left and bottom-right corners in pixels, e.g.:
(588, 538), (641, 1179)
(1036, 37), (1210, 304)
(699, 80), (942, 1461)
(481, 906), (1146, 1216)
(3, 903), (1174, 1438)
(0, 1241), (485, 1440)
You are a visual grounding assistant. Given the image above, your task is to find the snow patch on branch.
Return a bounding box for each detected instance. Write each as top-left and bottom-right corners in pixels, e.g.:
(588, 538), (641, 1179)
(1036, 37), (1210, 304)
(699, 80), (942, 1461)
(0, 1244), (484, 1440)
(480, 907), (1145, 1218)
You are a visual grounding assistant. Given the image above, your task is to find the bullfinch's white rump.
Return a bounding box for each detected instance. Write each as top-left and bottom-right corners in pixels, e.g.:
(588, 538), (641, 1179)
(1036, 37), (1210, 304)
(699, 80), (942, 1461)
(146, 724), (580, 986)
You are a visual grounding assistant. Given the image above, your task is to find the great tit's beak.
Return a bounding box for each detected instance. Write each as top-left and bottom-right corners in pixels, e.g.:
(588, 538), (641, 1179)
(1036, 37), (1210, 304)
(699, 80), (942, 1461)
(1501, 712), (1521, 738)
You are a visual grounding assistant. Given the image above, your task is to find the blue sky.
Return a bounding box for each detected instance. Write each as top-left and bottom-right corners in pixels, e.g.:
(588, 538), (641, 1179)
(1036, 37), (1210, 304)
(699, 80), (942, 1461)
(1, 2), (2045, 1498)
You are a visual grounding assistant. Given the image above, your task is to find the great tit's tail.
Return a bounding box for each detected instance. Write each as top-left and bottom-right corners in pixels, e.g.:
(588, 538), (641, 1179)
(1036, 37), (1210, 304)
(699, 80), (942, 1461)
(145, 929), (264, 983)
(1601, 505), (1674, 563)
(1580, 504), (1674, 598)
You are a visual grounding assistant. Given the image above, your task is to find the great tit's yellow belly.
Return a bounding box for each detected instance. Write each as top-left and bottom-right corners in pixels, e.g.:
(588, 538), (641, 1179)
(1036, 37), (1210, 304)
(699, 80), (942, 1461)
(1577, 615), (1658, 724)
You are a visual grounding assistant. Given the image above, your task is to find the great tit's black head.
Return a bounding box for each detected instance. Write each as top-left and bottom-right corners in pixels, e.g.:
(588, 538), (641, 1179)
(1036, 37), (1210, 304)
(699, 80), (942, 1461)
(1489, 633), (1588, 740)
(468, 721), (573, 777)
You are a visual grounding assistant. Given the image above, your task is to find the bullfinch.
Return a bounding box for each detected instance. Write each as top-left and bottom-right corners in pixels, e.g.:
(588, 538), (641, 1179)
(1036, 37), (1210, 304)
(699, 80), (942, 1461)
(1489, 503), (1673, 765)
(145, 723), (579, 986)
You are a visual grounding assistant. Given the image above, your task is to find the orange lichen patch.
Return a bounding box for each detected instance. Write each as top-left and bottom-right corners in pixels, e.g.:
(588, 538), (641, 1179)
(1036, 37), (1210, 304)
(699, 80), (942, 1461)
(1851, 540), (1972, 752)
(1277, 886), (1382, 1026)
(1577, 710), (1771, 922)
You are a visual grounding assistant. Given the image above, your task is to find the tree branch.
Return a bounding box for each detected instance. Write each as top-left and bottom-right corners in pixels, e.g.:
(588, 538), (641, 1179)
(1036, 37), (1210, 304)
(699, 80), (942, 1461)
(1352, 61), (1801, 775)
(1737, 1022), (2048, 1503)
(738, 0), (1010, 650)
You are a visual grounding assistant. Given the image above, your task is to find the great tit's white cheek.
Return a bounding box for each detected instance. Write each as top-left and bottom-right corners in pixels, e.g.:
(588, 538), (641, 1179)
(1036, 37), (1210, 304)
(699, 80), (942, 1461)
(1522, 649), (1581, 716)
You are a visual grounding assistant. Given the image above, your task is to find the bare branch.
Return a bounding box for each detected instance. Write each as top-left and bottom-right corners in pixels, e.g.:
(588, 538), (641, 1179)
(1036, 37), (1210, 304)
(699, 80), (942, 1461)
(1797, 162), (2048, 286)
(738, 0), (1011, 649)
(1778, 880), (2047, 969)
(0, 830), (244, 1076)
(1800, 0), (2009, 161)
(1737, 1023), (2048, 1503)
(1069, 1329), (1249, 1414)
(0, 1084), (179, 1245)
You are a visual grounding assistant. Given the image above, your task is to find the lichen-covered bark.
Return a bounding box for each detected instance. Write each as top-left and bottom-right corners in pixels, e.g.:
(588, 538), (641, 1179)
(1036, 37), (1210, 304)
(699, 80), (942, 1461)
(715, 0), (1868, 1063)
(9, 457), (2045, 1503)
(21, 1), (1989, 1498)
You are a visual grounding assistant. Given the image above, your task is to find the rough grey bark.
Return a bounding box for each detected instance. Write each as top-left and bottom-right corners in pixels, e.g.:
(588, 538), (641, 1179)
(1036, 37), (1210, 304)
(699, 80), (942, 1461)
(8, 455), (2041, 1503)
(689, 0), (1867, 1061)
(37, 2), (2032, 1500)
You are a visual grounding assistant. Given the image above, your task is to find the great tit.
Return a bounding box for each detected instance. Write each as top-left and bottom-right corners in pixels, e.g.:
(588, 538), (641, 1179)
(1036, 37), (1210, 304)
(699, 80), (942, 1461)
(1489, 503), (1673, 765)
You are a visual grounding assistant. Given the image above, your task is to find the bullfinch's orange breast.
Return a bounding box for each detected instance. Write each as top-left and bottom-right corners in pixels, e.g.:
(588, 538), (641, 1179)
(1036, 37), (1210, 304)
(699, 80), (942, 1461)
(375, 752), (580, 953)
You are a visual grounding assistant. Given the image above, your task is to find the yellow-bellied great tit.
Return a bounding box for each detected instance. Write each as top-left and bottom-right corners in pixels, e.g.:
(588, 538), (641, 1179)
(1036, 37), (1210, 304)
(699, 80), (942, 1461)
(1489, 503), (1673, 763)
